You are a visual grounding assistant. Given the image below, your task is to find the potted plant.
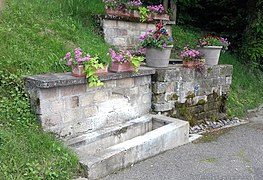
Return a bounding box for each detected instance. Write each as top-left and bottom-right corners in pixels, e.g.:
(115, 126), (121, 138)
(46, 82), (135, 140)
(180, 47), (205, 68)
(62, 47), (91, 77)
(139, 23), (174, 68)
(147, 4), (169, 21)
(107, 48), (144, 72)
(62, 48), (107, 87)
(197, 34), (230, 65)
(103, 0), (131, 17)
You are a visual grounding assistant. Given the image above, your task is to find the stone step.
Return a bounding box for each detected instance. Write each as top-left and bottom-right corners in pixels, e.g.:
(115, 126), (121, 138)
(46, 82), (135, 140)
(71, 115), (189, 180)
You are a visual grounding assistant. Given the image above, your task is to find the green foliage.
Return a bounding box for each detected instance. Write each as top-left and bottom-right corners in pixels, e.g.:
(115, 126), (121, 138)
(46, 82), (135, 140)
(84, 56), (105, 87)
(219, 53), (263, 117)
(139, 6), (150, 22)
(131, 56), (145, 72)
(0, 0), (108, 178)
(241, 1), (263, 69)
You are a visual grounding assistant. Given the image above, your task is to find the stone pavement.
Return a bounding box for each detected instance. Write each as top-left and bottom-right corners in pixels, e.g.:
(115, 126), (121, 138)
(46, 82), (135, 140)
(102, 108), (263, 180)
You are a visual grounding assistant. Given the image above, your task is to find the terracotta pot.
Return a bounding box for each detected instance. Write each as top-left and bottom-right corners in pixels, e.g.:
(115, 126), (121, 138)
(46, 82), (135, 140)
(96, 65), (109, 75)
(130, 10), (140, 18)
(182, 60), (201, 68)
(152, 13), (170, 21)
(106, 7), (130, 17)
(71, 65), (85, 77)
(110, 62), (134, 72)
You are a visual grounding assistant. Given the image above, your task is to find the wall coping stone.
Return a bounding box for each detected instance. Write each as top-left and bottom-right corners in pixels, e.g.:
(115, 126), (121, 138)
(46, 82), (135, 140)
(155, 64), (233, 70)
(102, 15), (176, 25)
(24, 66), (155, 89)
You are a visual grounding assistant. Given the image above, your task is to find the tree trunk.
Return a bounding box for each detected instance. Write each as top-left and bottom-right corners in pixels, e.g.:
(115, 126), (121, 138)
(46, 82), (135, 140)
(170, 0), (177, 21)
(163, 0), (169, 12)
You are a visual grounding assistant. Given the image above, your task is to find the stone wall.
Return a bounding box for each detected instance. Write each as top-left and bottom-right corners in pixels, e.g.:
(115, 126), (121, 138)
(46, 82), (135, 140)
(152, 64), (233, 125)
(102, 17), (175, 51)
(24, 67), (155, 138)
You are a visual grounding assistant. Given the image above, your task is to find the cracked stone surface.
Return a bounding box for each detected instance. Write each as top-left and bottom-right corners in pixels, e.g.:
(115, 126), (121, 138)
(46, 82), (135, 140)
(102, 108), (263, 180)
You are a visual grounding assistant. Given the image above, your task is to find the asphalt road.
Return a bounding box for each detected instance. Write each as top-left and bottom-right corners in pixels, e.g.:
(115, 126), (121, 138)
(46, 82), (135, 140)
(102, 109), (263, 180)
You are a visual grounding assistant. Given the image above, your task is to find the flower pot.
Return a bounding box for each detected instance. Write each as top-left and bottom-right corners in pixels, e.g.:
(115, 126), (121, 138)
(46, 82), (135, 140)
(197, 46), (222, 66)
(72, 65), (85, 77)
(110, 62), (134, 72)
(183, 60), (201, 68)
(96, 65), (108, 75)
(152, 13), (170, 21)
(130, 10), (140, 18)
(106, 7), (130, 17)
(145, 46), (173, 68)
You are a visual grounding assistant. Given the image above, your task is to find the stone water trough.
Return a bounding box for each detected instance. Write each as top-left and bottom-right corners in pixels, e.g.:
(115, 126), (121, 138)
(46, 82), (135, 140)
(24, 67), (189, 179)
(67, 115), (188, 179)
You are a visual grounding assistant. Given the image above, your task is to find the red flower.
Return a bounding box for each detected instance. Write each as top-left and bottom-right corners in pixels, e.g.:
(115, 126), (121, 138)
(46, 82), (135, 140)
(156, 23), (163, 29)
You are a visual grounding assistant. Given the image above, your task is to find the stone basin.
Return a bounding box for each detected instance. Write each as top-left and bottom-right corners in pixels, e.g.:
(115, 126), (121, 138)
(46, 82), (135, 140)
(65, 114), (189, 180)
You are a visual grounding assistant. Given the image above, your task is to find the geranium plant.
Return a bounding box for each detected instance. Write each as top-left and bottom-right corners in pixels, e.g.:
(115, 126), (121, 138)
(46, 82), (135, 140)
(139, 23), (174, 49)
(62, 48), (106, 87)
(108, 48), (144, 72)
(198, 34), (230, 50)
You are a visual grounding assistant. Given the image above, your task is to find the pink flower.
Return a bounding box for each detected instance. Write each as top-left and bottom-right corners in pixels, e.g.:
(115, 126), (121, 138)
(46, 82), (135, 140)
(63, 52), (71, 60)
(202, 42), (208, 45)
(67, 58), (72, 66)
(163, 43), (167, 47)
(126, 50), (132, 58)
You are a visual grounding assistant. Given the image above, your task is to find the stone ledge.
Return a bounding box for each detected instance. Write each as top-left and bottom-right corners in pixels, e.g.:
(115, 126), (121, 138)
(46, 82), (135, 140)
(103, 15), (176, 25)
(24, 66), (155, 89)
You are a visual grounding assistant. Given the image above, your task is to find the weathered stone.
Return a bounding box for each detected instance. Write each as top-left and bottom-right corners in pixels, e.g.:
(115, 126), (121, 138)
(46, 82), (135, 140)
(152, 102), (174, 112)
(134, 76), (151, 86)
(94, 91), (109, 103)
(152, 94), (165, 103)
(116, 78), (134, 88)
(84, 106), (98, 118)
(152, 82), (166, 94)
(39, 87), (58, 100)
(64, 96), (80, 109)
(60, 84), (86, 96)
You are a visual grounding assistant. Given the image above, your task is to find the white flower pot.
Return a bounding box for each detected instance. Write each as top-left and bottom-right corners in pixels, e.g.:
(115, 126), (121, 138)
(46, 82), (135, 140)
(145, 46), (173, 68)
(197, 46), (222, 66)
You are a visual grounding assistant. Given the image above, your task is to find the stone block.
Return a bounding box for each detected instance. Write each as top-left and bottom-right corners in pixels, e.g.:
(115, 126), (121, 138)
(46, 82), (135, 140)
(165, 93), (179, 102)
(165, 82), (175, 93)
(152, 94), (165, 103)
(138, 85), (151, 94)
(79, 92), (95, 107)
(226, 76), (232, 85)
(40, 100), (63, 115)
(103, 19), (117, 27)
(104, 80), (116, 88)
(152, 82), (166, 94)
(117, 29), (128, 36)
(64, 96), (80, 109)
(152, 102), (174, 112)
(40, 114), (62, 129)
(113, 37), (127, 46)
(94, 91), (109, 103)
(104, 28), (116, 37)
(73, 120), (93, 135)
(60, 84), (86, 96)
(134, 76), (151, 86)
(116, 78), (134, 88)
(39, 87), (59, 100)
(84, 106), (98, 118)
(142, 93), (152, 104)
(64, 109), (84, 123)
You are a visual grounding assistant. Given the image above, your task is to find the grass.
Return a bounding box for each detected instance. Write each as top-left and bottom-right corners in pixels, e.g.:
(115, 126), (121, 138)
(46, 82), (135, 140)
(219, 53), (263, 117)
(0, 0), (263, 179)
(0, 0), (109, 179)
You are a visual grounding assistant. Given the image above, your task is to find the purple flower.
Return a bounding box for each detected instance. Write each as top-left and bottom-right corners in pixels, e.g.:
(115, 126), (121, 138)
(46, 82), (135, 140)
(163, 43), (167, 47)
